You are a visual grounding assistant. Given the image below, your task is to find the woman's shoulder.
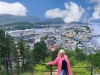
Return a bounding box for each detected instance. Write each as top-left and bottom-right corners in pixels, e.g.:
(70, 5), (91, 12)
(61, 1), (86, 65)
(56, 56), (62, 60)
(64, 55), (68, 58)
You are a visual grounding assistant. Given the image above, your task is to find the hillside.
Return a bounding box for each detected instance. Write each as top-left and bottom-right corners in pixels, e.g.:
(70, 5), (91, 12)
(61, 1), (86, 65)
(35, 17), (65, 25)
(0, 14), (39, 25)
(0, 17), (65, 30)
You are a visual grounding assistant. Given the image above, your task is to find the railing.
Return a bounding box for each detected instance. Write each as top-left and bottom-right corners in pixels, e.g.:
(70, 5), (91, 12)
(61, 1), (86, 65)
(0, 59), (99, 75)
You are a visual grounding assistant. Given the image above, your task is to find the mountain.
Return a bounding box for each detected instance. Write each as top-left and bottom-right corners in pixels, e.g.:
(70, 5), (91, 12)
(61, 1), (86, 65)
(35, 17), (65, 25)
(0, 14), (39, 25)
(90, 19), (100, 23)
(4, 22), (33, 26)
(0, 22), (34, 30)
(0, 18), (65, 30)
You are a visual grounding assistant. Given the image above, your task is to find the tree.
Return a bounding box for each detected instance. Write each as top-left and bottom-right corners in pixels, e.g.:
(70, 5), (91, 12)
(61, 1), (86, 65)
(17, 39), (30, 61)
(93, 52), (100, 67)
(69, 56), (77, 66)
(0, 29), (6, 59)
(88, 53), (94, 63)
(32, 41), (48, 63)
(0, 29), (17, 59)
(17, 38), (30, 70)
(65, 49), (76, 58)
(75, 47), (88, 61)
(40, 36), (48, 41)
(0, 29), (18, 73)
(88, 52), (100, 68)
(75, 47), (82, 53)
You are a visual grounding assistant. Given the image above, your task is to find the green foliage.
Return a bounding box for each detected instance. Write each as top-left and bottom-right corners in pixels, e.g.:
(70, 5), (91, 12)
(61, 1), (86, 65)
(93, 52), (100, 67)
(44, 56), (52, 63)
(14, 22), (34, 30)
(40, 36), (48, 41)
(73, 61), (91, 75)
(0, 29), (19, 73)
(17, 39), (30, 59)
(65, 49), (76, 58)
(3, 22), (34, 30)
(0, 29), (5, 38)
(0, 29), (18, 59)
(34, 64), (47, 75)
(75, 47), (82, 53)
(88, 53), (95, 63)
(75, 47), (88, 61)
(32, 41), (48, 63)
(88, 52), (100, 68)
(76, 52), (88, 61)
(74, 61), (91, 67)
(17, 39), (30, 69)
(69, 56), (77, 66)
(34, 17), (64, 25)
(0, 29), (5, 58)
(34, 64), (47, 71)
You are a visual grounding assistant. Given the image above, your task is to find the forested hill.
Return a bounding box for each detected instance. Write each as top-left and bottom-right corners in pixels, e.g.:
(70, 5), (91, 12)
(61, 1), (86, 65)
(35, 17), (65, 25)
(0, 17), (65, 30)
(0, 14), (39, 25)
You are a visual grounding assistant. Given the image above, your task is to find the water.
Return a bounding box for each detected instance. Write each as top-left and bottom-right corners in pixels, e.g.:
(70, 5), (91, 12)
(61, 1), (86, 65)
(89, 23), (100, 47)
(89, 23), (100, 35)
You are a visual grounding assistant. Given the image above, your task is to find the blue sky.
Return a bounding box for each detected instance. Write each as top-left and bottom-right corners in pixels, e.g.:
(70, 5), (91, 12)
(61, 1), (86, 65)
(0, 0), (100, 23)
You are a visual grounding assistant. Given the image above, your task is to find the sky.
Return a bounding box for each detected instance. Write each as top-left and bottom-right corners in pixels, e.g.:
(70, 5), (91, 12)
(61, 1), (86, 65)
(0, 0), (100, 23)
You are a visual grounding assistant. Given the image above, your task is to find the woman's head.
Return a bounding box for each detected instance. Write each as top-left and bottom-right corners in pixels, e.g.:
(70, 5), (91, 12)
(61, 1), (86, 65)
(58, 49), (65, 57)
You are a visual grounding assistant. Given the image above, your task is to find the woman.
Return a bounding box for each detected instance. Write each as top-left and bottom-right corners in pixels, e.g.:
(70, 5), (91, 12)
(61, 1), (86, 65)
(46, 49), (72, 75)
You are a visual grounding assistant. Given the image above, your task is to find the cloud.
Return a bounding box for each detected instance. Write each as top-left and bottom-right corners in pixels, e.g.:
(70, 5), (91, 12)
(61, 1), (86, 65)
(0, 1), (28, 16)
(45, 1), (85, 23)
(88, 0), (100, 19)
(92, 4), (100, 19)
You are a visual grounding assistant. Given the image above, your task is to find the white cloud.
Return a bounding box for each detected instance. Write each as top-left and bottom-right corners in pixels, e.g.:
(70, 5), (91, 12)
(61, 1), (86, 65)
(92, 4), (100, 19)
(89, 0), (100, 19)
(45, 1), (85, 23)
(0, 1), (28, 16)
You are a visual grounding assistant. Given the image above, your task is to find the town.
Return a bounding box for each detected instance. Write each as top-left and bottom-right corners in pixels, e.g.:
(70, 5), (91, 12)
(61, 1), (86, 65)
(6, 23), (100, 54)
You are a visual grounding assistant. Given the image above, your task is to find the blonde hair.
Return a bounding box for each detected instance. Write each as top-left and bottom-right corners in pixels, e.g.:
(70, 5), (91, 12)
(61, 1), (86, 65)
(59, 49), (65, 54)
